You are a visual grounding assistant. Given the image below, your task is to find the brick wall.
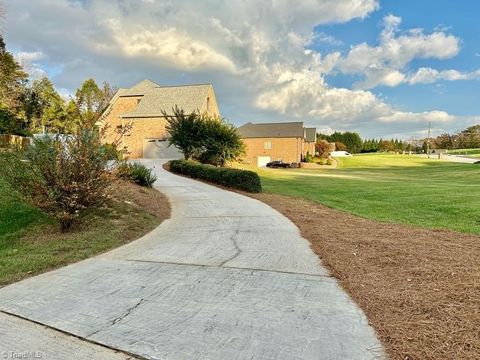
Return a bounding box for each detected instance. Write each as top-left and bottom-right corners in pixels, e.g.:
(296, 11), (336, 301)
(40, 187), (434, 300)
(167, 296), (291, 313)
(123, 117), (169, 158)
(102, 96), (142, 148)
(241, 137), (303, 165)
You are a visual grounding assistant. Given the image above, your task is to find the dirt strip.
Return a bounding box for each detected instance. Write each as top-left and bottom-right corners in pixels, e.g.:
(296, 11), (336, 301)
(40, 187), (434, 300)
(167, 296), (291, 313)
(248, 193), (480, 360)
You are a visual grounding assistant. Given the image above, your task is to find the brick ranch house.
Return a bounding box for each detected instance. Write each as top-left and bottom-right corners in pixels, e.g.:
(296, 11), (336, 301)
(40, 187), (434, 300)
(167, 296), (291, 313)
(100, 79), (220, 158)
(237, 122), (317, 167)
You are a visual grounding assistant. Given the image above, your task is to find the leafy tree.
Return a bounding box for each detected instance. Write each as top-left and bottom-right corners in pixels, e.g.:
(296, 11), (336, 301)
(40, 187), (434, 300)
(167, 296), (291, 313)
(75, 79), (114, 127)
(434, 133), (454, 149)
(0, 34), (28, 134)
(335, 141), (347, 151)
(318, 131), (363, 153)
(379, 139), (394, 152)
(457, 125), (480, 148)
(198, 115), (245, 167)
(164, 106), (206, 160)
(0, 35), (28, 111)
(165, 107), (245, 166)
(22, 77), (70, 133)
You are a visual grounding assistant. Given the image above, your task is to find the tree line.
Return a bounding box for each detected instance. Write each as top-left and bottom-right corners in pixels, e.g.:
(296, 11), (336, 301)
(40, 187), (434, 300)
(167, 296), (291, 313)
(317, 131), (412, 154)
(432, 126), (480, 150)
(0, 34), (114, 136)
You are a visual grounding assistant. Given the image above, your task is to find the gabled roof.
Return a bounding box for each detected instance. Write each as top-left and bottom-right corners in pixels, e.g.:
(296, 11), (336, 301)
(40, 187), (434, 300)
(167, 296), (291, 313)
(237, 122), (305, 138)
(122, 84), (212, 118)
(123, 79), (160, 96)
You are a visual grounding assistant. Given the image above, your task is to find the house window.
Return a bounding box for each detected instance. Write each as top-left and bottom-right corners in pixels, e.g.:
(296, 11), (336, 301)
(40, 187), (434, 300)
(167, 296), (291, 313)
(264, 141), (272, 150)
(206, 97), (210, 112)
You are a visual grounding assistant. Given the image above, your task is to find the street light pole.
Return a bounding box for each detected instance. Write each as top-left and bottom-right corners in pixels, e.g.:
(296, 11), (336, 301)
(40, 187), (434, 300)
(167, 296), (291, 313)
(427, 120), (431, 159)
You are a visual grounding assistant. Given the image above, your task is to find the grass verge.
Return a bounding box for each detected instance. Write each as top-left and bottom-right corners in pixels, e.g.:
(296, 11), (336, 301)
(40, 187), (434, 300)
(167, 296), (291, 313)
(0, 179), (170, 286)
(249, 192), (480, 360)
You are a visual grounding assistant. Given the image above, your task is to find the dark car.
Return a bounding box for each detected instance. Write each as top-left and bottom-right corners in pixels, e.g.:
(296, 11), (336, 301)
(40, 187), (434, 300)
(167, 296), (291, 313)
(266, 160), (292, 168)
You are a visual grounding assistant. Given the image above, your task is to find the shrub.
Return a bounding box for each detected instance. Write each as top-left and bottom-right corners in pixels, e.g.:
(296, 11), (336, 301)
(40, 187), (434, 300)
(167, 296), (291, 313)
(0, 130), (111, 231)
(315, 140), (332, 159)
(304, 152), (314, 163)
(100, 142), (122, 160)
(326, 158), (333, 166)
(117, 162), (157, 188)
(313, 157), (326, 165)
(169, 160), (261, 193)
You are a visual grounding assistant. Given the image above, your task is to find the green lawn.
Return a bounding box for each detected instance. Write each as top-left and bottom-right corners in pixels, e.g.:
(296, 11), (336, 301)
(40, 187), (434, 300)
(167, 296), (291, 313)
(447, 148), (480, 157)
(0, 176), (165, 286)
(252, 154), (480, 234)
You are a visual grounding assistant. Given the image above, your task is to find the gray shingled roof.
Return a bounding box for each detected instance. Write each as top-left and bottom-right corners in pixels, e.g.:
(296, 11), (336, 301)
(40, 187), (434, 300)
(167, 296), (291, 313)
(122, 84), (211, 118)
(122, 79), (160, 96)
(305, 128), (317, 142)
(237, 122), (305, 138)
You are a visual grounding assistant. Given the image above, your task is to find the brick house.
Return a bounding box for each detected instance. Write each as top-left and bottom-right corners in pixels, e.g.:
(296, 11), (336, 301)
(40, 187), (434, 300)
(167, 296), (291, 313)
(237, 122), (317, 167)
(100, 79), (220, 159)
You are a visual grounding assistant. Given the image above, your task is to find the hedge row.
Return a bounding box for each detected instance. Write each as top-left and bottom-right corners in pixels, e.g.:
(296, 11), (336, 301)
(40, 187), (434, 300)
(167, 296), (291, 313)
(169, 160), (262, 193)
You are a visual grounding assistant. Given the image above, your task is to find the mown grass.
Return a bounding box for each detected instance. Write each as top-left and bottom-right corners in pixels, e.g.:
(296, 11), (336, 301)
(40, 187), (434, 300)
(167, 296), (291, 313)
(251, 154), (480, 234)
(0, 176), (166, 286)
(447, 148), (480, 157)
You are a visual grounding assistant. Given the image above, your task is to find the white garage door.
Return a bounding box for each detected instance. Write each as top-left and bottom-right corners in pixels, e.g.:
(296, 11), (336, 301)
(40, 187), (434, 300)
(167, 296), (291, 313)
(257, 156), (271, 167)
(143, 139), (183, 159)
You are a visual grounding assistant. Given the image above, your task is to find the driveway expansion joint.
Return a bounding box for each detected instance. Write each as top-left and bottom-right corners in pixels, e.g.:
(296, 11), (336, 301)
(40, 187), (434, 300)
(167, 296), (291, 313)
(0, 159), (385, 360)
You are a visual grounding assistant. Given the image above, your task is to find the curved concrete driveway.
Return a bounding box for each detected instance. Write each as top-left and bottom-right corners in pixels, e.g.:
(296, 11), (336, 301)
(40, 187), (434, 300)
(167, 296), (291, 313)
(0, 160), (384, 360)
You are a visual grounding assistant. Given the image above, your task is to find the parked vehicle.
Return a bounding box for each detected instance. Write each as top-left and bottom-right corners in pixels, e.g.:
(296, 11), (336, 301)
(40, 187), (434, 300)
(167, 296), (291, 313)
(266, 160), (292, 168)
(331, 150), (353, 157)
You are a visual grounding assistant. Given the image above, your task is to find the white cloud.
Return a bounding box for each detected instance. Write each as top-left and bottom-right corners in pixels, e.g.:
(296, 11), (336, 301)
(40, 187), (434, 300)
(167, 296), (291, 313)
(102, 19), (236, 72)
(14, 50), (47, 79)
(337, 15), (461, 89)
(312, 32), (343, 46)
(4, 0), (478, 138)
(407, 67), (480, 84)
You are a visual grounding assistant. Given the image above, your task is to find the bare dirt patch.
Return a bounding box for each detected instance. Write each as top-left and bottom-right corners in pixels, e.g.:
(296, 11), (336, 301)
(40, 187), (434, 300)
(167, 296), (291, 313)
(249, 192), (480, 360)
(110, 179), (171, 220)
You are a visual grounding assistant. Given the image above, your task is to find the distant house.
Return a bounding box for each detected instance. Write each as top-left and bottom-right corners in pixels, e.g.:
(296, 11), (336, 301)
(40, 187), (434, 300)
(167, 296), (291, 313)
(237, 122), (316, 167)
(100, 79), (220, 159)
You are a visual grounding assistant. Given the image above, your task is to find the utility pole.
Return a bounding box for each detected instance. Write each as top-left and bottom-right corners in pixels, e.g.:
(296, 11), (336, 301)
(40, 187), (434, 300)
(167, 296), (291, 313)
(427, 120), (431, 159)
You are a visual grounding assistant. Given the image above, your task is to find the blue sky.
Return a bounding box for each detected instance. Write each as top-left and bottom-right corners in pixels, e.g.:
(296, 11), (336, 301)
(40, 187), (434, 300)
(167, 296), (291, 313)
(318, 0), (480, 119)
(4, 0), (480, 138)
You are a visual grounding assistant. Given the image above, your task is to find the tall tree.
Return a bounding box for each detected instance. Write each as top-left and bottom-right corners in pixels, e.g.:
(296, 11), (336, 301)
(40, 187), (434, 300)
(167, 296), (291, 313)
(0, 33), (29, 135)
(75, 79), (114, 127)
(22, 77), (70, 133)
(0, 35), (28, 111)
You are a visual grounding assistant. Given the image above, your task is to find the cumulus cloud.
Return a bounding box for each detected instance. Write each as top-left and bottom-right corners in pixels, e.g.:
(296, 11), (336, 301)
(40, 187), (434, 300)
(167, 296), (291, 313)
(337, 14), (461, 89)
(4, 0), (478, 138)
(407, 67), (480, 84)
(102, 19), (236, 72)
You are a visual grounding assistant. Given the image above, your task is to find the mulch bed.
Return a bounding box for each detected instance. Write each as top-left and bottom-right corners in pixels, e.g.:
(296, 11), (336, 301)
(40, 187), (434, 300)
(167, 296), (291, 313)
(248, 193), (480, 360)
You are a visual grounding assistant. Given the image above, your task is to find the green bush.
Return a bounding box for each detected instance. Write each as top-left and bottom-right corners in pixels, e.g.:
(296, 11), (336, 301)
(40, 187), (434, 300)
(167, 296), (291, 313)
(0, 131), (111, 231)
(304, 152), (314, 163)
(100, 143), (122, 160)
(117, 162), (157, 188)
(169, 160), (261, 193)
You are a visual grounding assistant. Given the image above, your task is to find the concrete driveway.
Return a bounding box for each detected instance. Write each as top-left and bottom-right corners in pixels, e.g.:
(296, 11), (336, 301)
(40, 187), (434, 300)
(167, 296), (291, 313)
(0, 159), (384, 360)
